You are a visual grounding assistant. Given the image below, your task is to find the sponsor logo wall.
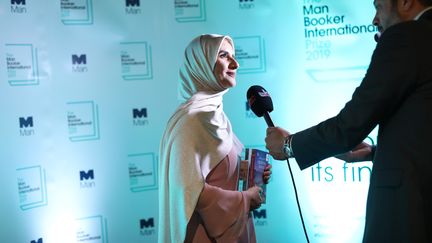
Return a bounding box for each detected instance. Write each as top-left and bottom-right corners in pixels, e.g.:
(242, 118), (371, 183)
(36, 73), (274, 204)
(0, 0), (376, 242)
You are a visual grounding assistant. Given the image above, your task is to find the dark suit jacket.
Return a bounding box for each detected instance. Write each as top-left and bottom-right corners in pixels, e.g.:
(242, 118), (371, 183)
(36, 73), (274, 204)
(292, 10), (432, 243)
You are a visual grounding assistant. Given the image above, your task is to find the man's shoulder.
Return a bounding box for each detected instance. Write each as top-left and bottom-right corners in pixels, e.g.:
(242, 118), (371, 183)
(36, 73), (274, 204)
(387, 20), (423, 32)
(380, 19), (432, 44)
(419, 8), (432, 21)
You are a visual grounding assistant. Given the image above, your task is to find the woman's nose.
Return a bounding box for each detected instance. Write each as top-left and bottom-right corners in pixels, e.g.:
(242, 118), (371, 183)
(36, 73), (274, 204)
(230, 57), (239, 69)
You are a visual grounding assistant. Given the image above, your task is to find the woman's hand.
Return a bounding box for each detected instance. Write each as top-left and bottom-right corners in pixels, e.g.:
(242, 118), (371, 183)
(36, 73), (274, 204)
(263, 164), (272, 184)
(245, 186), (263, 211)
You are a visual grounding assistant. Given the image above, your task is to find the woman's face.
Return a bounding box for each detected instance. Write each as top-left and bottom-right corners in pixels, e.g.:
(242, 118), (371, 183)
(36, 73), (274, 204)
(213, 39), (239, 89)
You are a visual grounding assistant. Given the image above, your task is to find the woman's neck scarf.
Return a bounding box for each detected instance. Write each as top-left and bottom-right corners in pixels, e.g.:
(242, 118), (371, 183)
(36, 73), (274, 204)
(158, 34), (241, 243)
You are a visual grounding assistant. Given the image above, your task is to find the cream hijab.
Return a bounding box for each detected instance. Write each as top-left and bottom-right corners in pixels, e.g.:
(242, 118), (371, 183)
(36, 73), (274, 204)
(158, 34), (239, 243)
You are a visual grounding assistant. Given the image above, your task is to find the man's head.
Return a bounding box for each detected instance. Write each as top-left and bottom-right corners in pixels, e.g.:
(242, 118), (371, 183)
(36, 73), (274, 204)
(373, 0), (432, 34)
(418, 0), (432, 6)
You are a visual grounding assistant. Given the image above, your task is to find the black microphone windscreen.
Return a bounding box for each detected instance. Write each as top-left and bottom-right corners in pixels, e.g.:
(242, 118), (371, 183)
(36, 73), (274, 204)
(374, 32), (381, 42)
(246, 85), (273, 117)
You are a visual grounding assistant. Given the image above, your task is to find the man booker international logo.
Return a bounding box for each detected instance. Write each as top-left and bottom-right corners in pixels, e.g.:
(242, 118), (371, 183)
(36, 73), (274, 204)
(253, 208), (268, 227)
(80, 169), (95, 188)
(75, 215), (108, 243)
(16, 165), (48, 210)
(72, 54), (88, 72)
(239, 0), (255, 9)
(132, 108), (149, 126)
(175, 0), (206, 22)
(125, 0), (142, 14)
(61, 0), (94, 25)
(30, 238), (43, 243)
(245, 100), (258, 119)
(67, 100), (100, 142)
(128, 153), (158, 192)
(140, 217), (156, 236)
(234, 36), (266, 74)
(10, 0), (27, 14)
(5, 44), (39, 86)
(120, 42), (153, 81)
(19, 116), (35, 136)
(301, 2), (376, 83)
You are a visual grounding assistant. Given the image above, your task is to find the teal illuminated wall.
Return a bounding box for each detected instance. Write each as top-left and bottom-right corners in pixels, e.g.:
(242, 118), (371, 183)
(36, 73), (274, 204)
(0, 0), (377, 242)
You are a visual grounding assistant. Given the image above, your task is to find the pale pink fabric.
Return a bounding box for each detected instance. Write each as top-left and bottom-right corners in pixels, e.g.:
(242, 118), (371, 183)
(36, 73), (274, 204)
(184, 140), (256, 243)
(158, 35), (236, 243)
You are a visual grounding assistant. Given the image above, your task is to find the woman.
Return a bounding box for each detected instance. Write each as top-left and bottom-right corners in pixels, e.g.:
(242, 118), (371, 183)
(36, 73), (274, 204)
(159, 34), (271, 243)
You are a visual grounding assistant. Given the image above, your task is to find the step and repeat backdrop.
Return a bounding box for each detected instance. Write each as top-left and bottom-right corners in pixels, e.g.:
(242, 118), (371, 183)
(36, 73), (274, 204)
(1, 0), (378, 242)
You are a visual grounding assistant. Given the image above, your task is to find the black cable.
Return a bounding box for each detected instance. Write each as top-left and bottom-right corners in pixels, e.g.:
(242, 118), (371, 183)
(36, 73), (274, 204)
(286, 159), (310, 243)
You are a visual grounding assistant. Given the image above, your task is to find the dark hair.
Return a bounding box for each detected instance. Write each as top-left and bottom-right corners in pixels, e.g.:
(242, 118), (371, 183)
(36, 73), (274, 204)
(392, 0), (432, 7)
(419, 0), (432, 6)
(391, 0), (432, 6)
(420, 0), (432, 6)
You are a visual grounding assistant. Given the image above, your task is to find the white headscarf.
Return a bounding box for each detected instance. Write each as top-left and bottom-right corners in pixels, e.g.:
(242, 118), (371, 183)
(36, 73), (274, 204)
(158, 34), (240, 243)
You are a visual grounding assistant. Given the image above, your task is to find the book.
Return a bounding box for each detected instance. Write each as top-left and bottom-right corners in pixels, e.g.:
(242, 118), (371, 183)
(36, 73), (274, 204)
(238, 148), (270, 203)
(238, 158), (250, 192)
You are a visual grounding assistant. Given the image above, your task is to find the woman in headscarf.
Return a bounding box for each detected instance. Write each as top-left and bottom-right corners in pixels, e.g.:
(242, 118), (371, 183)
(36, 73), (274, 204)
(158, 34), (271, 243)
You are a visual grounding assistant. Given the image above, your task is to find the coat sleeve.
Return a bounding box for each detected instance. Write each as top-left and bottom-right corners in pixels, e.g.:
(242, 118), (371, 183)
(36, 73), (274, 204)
(292, 22), (418, 170)
(194, 183), (251, 239)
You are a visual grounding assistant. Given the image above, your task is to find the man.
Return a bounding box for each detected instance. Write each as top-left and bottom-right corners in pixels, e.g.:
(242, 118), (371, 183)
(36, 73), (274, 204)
(265, 0), (432, 242)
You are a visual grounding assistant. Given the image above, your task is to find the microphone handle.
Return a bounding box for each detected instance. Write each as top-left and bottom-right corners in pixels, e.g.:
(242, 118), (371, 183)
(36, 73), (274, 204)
(263, 112), (275, 127)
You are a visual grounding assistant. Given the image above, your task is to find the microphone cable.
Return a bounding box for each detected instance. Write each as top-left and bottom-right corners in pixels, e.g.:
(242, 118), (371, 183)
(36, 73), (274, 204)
(286, 158), (310, 243)
(246, 85), (310, 242)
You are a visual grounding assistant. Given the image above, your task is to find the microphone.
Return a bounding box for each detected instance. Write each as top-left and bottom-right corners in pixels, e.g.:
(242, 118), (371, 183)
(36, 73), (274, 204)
(374, 30), (382, 42)
(374, 32), (381, 42)
(246, 85), (275, 127)
(247, 85), (310, 242)
(247, 85), (310, 243)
